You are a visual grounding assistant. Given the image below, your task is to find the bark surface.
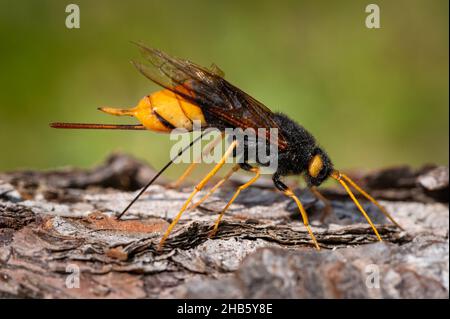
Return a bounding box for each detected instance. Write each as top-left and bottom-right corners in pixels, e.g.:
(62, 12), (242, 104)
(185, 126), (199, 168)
(0, 154), (448, 298)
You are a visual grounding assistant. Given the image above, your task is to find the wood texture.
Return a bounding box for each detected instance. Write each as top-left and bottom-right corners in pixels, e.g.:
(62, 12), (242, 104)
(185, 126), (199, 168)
(0, 154), (448, 298)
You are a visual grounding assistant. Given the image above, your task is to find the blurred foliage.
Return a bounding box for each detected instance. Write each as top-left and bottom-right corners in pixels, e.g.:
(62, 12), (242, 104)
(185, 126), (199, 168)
(0, 0), (448, 180)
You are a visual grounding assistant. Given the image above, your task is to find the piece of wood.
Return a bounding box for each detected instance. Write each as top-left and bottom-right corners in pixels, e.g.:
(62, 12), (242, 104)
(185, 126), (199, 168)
(0, 154), (448, 298)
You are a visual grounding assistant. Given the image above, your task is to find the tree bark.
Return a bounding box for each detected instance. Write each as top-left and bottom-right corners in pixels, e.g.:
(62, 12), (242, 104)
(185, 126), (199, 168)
(0, 154), (448, 298)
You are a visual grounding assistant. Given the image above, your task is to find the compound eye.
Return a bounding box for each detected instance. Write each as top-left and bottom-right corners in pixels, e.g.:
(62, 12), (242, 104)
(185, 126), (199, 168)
(308, 154), (323, 178)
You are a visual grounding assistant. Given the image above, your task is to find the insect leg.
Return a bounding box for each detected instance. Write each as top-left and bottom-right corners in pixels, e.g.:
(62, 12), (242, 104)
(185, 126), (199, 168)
(169, 133), (225, 188)
(168, 162), (198, 189)
(158, 140), (238, 250)
(189, 164), (240, 211)
(273, 176), (320, 250)
(209, 167), (260, 237)
(310, 186), (332, 223)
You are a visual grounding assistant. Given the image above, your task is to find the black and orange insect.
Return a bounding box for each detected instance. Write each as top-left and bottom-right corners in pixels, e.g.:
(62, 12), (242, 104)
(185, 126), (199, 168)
(51, 43), (403, 250)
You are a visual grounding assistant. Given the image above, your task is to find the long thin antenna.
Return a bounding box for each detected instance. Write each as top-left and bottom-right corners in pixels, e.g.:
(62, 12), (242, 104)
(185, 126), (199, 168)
(116, 132), (205, 220)
(339, 173), (404, 230)
(331, 170), (382, 241)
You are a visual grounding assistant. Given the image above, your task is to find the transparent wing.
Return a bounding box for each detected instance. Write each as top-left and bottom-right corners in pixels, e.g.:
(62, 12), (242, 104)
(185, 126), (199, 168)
(132, 43), (288, 149)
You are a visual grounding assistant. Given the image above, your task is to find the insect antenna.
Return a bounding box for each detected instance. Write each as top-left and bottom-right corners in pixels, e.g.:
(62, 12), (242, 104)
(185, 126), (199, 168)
(339, 173), (404, 230)
(116, 132), (206, 220)
(331, 171), (382, 241)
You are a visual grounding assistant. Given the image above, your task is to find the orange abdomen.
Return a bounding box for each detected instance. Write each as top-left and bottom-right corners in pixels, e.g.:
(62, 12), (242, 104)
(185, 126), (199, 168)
(99, 87), (206, 132)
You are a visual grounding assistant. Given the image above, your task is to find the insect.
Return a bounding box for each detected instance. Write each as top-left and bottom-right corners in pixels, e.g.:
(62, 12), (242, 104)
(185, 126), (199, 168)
(51, 43), (403, 250)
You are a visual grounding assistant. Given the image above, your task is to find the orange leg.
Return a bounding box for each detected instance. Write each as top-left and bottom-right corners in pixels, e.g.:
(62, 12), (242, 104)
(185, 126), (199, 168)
(310, 186), (332, 223)
(158, 140), (237, 250)
(168, 133), (224, 189)
(283, 188), (321, 250)
(189, 164), (240, 211)
(167, 162), (197, 189)
(209, 167), (261, 237)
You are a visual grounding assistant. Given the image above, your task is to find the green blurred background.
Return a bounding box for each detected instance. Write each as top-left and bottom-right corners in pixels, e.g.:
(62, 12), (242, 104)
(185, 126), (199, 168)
(0, 0), (448, 179)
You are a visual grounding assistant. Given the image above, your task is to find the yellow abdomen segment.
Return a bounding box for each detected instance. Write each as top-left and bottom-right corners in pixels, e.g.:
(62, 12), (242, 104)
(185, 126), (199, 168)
(99, 87), (206, 132)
